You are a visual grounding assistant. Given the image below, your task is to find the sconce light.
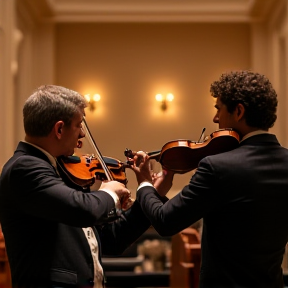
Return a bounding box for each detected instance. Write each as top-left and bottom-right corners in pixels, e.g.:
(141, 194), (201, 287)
(155, 93), (174, 111)
(84, 94), (101, 112)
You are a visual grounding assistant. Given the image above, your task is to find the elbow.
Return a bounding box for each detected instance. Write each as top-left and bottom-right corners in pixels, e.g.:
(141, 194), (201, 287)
(151, 223), (175, 237)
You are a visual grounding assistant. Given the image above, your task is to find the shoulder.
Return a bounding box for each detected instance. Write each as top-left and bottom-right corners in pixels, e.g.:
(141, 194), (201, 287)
(7, 154), (52, 172)
(200, 146), (241, 166)
(1, 152), (55, 189)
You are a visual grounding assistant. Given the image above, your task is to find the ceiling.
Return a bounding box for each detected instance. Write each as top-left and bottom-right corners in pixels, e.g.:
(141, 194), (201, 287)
(18, 0), (281, 23)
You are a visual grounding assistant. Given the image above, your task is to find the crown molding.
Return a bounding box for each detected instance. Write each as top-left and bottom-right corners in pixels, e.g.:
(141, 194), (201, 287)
(17, 0), (283, 23)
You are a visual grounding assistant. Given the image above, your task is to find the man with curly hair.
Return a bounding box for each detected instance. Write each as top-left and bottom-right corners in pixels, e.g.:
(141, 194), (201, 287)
(131, 70), (288, 288)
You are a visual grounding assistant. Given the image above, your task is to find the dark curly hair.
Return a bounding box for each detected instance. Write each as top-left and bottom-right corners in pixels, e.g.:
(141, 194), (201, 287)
(210, 70), (277, 129)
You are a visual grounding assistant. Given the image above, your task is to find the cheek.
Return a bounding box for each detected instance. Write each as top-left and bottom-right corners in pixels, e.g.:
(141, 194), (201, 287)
(72, 129), (79, 138)
(217, 114), (229, 127)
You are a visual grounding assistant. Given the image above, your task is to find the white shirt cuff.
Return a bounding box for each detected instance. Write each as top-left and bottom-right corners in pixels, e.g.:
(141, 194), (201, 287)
(137, 181), (154, 191)
(100, 188), (121, 210)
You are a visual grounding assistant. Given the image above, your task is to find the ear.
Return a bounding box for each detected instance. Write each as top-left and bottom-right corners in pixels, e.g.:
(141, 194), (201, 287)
(54, 121), (64, 139)
(234, 103), (245, 122)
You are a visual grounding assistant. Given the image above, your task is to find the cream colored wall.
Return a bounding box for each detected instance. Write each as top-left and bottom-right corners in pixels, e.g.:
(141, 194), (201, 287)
(2, 0), (286, 197)
(265, 1), (288, 147)
(55, 23), (250, 196)
(0, 0), (17, 168)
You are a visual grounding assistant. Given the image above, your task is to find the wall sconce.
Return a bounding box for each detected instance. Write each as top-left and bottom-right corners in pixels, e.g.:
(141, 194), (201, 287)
(84, 94), (101, 112)
(155, 93), (174, 111)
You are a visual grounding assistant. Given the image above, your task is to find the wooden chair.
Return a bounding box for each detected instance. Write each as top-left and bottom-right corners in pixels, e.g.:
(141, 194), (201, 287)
(170, 227), (201, 288)
(0, 232), (11, 288)
(103, 226), (171, 287)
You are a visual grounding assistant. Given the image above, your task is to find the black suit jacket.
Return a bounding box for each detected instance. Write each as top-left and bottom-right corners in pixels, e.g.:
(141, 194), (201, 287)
(0, 142), (150, 287)
(137, 133), (288, 288)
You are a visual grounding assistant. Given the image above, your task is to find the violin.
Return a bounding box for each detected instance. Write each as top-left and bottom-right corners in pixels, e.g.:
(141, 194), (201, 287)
(125, 128), (240, 173)
(57, 118), (133, 211)
(58, 154), (128, 188)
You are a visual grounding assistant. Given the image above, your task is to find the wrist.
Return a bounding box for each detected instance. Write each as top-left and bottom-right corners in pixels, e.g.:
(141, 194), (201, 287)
(137, 181), (154, 191)
(136, 175), (152, 186)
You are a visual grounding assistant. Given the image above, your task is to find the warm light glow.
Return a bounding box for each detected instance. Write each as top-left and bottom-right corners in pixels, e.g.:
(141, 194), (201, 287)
(155, 94), (164, 102)
(92, 94), (101, 102)
(84, 93), (101, 112)
(84, 94), (91, 102)
(166, 93), (174, 102)
(155, 93), (174, 111)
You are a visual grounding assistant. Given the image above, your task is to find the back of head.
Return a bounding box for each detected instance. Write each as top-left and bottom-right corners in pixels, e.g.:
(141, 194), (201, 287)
(23, 85), (87, 137)
(210, 70), (278, 130)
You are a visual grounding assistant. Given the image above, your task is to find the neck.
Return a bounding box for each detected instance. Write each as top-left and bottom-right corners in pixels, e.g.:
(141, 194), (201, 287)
(240, 129), (269, 142)
(235, 125), (268, 140)
(25, 135), (58, 157)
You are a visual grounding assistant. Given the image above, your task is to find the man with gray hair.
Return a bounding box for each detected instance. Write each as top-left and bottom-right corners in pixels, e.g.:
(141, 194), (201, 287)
(0, 85), (151, 288)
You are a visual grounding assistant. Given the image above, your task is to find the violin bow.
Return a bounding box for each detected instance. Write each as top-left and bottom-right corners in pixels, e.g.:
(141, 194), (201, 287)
(82, 118), (114, 181)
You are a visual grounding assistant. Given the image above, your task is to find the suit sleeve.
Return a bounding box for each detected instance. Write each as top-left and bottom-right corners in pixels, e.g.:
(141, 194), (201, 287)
(99, 188), (169, 255)
(98, 200), (152, 255)
(136, 157), (220, 236)
(7, 155), (117, 227)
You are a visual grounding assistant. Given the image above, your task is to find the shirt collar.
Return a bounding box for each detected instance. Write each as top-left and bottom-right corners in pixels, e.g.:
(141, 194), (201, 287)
(240, 130), (269, 143)
(21, 140), (57, 168)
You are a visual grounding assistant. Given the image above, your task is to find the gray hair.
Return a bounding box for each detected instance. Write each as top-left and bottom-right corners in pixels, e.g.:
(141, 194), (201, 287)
(23, 85), (87, 137)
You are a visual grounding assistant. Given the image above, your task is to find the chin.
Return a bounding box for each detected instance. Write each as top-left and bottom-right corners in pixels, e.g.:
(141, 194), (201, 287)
(63, 151), (74, 157)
